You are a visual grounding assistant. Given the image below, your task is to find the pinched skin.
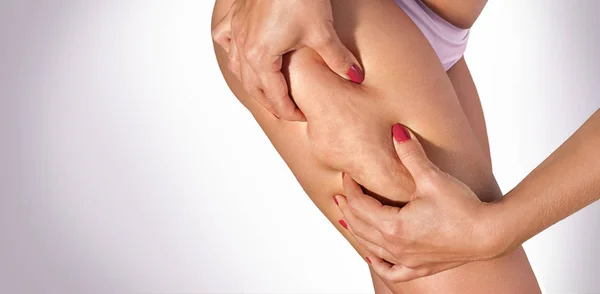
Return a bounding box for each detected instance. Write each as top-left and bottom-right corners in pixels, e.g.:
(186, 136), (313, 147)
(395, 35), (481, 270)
(212, 0), (540, 293)
(283, 49), (491, 205)
(287, 52), (415, 203)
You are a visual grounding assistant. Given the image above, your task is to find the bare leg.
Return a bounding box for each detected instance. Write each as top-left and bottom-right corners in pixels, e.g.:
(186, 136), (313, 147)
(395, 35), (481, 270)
(212, 0), (540, 292)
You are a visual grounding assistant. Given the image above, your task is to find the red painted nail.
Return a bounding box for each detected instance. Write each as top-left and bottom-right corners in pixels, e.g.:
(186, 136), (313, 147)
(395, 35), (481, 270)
(366, 256), (372, 264)
(333, 196), (339, 206)
(347, 64), (364, 83)
(392, 123), (411, 143)
(338, 219), (348, 230)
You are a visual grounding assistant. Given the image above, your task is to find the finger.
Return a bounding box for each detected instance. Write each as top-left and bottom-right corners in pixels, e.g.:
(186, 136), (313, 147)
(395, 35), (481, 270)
(211, 4), (234, 53)
(391, 124), (441, 184)
(341, 174), (400, 227)
(335, 195), (387, 248)
(227, 37), (242, 80)
(239, 60), (275, 114)
(368, 255), (426, 283)
(257, 65), (305, 121)
(353, 234), (398, 264)
(310, 23), (364, 83)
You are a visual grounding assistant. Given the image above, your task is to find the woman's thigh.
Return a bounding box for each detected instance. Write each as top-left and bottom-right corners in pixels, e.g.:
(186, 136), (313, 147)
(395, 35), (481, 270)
(212, 0), (539, 293)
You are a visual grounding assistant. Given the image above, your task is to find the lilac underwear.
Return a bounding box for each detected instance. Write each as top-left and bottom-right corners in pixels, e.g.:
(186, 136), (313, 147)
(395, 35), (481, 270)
(394, 0), (470, 71)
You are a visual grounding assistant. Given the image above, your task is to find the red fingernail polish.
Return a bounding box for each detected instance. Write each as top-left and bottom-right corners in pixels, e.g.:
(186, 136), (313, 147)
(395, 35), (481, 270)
(366, 257), (372, 264)
(334, 196), (339, 206)
(338, 219), (348, 230)
(347, 64), (364, 83)
(392, 123), (411, 143)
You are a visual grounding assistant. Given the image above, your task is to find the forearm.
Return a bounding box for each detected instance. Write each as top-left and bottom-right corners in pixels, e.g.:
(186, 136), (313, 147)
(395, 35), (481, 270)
(214, 0), (538, 292)
(492, 109), (600, 254)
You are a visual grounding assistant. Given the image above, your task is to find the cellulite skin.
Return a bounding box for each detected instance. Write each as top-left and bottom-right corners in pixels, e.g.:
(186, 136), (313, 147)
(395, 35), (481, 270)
(212, 0), (541, 292)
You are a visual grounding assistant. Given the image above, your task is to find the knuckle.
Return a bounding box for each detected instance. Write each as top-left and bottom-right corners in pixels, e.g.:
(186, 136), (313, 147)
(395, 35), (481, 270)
(325, 47), (348, 65)
(398, 145), (422, 163)
(312, 25), (336, 47)
(383, 221), (403, 238)
(273, 100), (295, 117)
(211, 26), (229, 45)
(332, 52), (350, 67)
(243, 43), (264, 62)
(277, 108), (297, 121)
(423, 168), (441, 182)
(347, 200), (360, 214)
(211, 28), (221, 42)
(419, 169), (443, 191)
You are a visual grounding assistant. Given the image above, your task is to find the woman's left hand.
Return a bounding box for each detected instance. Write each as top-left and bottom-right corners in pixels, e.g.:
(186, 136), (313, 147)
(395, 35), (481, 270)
(334, 124), (509, 282)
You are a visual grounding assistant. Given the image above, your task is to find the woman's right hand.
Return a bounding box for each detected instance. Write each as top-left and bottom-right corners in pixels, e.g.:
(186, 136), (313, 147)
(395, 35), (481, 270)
(334, 124), (509, 282)
(212, 0), (364, 121)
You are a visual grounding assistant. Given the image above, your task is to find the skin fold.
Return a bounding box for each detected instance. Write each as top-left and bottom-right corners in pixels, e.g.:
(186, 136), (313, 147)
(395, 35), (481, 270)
(334, 111), (600, 283)
(212, 0), (364, 121)
(212, 0), (540, 292)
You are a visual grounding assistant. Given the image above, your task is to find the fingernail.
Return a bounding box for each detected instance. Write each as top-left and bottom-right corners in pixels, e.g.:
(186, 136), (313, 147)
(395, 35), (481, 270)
(333, 196), (339, 206)
(347, 64), (364, 83)
(341, 172), (345, 180)
(365, 256), (372, 264)
(392, 123), (411, 143)
(338, 219), (348, 230)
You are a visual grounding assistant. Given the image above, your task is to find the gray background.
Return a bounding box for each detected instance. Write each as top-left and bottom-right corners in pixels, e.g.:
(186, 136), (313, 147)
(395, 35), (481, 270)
(1, 0), (599, 293)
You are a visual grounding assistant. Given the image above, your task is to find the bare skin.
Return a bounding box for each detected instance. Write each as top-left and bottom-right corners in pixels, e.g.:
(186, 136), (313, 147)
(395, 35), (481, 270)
(421, 0), (488, 29)
(336, 124), (492, 282)
(496, 110), (600, 251)
(336, 110), (600, 282)
(211, 0), (487, 120)
(212, 0), (363, 121)
(212, 0), (540, 292)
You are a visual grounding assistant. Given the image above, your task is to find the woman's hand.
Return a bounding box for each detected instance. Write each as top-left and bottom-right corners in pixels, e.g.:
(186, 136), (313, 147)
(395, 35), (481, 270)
(334, 124), (509, 282)
(212, 0), (364, 121)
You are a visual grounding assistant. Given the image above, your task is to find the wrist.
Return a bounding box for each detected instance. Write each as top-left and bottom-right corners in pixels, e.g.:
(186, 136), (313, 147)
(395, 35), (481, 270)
(474, 199), (520, 260)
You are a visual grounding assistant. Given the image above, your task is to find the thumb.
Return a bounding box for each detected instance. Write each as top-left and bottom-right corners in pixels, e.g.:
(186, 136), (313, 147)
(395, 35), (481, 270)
(391, 124), (440, 183)
(311, 24), (364, 83)
(211, 3), (234, 53)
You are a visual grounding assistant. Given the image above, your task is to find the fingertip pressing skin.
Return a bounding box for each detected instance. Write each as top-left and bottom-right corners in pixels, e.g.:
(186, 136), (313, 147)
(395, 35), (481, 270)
(392, 123), (411, 143)
(310, 24), (364, 84)
(347, 64), (365, 83)
(338, 219), (348, 230)
(213, 0), (540, 291)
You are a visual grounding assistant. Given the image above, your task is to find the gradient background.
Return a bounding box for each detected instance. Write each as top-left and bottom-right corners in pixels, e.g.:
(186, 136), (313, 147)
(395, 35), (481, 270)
(1, 0), (599, 293)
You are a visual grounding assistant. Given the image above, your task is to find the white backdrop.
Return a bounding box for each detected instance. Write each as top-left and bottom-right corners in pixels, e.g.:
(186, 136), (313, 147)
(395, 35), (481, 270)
(1, 1), (598, 293)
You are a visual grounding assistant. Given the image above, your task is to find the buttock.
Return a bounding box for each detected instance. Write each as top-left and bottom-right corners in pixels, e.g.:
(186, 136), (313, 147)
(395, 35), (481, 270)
(394, 0), (470, 70)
